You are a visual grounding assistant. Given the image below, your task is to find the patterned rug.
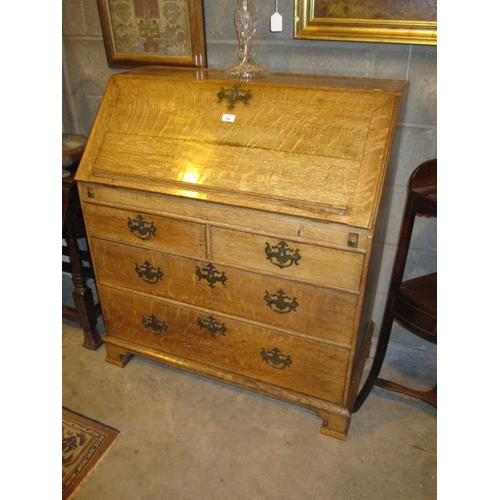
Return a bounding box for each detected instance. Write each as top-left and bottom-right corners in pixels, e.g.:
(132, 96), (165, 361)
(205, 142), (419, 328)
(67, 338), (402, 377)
(62, 407), (120, 499)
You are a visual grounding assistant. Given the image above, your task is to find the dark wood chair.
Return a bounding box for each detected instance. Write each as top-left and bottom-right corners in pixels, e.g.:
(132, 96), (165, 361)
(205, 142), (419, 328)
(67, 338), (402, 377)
(354, 158), (437, 411)
(62, 134), (102, 350)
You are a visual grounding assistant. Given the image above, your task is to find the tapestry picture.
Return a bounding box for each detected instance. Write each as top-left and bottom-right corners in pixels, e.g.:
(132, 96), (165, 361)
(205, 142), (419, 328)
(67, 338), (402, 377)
(106, 0), (191, 57)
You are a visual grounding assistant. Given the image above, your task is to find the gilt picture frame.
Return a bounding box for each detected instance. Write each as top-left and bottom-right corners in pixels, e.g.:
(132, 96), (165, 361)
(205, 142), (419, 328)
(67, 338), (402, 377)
(96, 0), (206, 69)
(294, 0), (437, 45)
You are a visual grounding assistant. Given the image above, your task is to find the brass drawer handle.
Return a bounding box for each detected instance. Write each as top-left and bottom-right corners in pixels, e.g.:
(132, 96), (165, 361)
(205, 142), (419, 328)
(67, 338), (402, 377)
(264, 289), (299, 314)
(265, 240), (301, 268)
(127, 214), (157, 240)
(142, 314), (168, 335)
(197, 315), (227, 337)
(261, 347), (293, 369)
(135, 260), (164, 283)
(196, 263), (227, 289)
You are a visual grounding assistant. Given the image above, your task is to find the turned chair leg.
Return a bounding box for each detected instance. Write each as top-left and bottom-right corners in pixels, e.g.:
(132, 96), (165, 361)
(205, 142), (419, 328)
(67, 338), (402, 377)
(66, 236), (102, 350)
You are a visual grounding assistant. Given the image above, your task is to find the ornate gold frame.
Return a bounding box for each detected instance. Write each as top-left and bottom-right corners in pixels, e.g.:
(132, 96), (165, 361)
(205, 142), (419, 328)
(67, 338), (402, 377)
(294, 0), (437, 45)
(97, 0), (206, 69)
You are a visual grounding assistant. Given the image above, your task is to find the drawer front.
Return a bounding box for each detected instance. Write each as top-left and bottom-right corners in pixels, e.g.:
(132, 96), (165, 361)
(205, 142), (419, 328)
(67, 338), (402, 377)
(82, 202), (206, 260)
(210, 227), (364, 292)
(91, 238), (359, 345)
(100, 285), (349, 404)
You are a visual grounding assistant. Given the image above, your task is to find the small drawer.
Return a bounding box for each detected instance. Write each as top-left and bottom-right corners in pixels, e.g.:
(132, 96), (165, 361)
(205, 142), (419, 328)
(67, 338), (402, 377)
(210, 227), (364, 292)
(91, 239), (359, 345)
(82, 202), (206, 260)
(99, 285), (350, 404)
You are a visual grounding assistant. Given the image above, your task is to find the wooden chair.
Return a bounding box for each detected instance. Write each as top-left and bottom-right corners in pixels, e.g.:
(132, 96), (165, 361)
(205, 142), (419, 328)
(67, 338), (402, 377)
(354, 159), (437, 411)
(62, 134), (102, 350)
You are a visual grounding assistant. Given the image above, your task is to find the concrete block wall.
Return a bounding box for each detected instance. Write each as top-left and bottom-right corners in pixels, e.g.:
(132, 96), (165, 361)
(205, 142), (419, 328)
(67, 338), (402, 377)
(62, 0), (437, 344)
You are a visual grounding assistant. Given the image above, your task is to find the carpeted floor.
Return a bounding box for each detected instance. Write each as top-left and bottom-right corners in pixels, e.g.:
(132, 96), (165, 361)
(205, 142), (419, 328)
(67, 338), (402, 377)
(63, 407), (120, 499)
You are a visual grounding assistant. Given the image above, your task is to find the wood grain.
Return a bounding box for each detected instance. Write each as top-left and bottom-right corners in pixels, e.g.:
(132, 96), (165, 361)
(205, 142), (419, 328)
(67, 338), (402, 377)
(89, 237), (359, 346)
(78, 183), (371, 251)
(75, 67), (407, 439)
(82, 202), (207, 260)
(76, 68), (406, 228)
(210, 226), (364, 292)
(100, 284), (349, 404)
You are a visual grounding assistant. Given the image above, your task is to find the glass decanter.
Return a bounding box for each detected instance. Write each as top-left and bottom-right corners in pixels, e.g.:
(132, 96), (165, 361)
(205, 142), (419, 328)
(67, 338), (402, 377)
(226, 0), (268, 80)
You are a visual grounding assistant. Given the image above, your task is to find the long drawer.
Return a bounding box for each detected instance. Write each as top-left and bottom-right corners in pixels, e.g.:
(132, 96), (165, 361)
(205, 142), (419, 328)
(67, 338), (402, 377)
(90, 238), (359, 345)
(99, 285), (350, 404)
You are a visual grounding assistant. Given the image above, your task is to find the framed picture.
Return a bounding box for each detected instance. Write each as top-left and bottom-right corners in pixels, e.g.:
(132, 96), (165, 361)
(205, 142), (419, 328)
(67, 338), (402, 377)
(97, 0), (206, 69)
(294, 0), (437, 45)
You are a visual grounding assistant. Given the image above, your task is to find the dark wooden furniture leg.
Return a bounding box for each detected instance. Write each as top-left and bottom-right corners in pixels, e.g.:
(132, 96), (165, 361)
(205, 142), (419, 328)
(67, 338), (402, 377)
(63, 236), (102, 350)
(354, 299), (398, 411)
(62, 135), (103, 350)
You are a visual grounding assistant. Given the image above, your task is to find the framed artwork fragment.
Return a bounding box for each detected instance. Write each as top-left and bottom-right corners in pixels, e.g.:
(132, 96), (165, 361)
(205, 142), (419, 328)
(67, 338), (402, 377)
(97, 0), (206, 68)
(294, 0), (437, 45)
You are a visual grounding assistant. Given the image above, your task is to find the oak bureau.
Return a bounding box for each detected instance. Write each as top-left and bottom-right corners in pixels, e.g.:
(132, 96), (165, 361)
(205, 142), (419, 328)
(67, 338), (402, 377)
(76, 67), (408, 439)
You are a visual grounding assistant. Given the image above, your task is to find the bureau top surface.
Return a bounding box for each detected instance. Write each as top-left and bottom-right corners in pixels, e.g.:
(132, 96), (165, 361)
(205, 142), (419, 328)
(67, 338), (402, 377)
(76, 67), (407, 229)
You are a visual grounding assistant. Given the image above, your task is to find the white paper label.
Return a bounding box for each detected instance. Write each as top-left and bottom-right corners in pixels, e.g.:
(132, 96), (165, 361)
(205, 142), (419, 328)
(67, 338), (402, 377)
(270, 12), (283, 32)
(221, 113), (236, 123)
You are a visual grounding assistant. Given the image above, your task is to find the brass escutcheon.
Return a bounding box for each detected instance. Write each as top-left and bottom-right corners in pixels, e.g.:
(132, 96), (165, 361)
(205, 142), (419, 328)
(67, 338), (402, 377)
(197, 315), (227, 337)
(128, 214), (157, 240)
(261, 347), (293, 369)
(264, 289), (299, 314)
(135, 260), (164, 284)
(217, 85), (253, 109)
(142, 314), (168, 335)
(195, 263), (227, 289)
(265, 240), (301, 268)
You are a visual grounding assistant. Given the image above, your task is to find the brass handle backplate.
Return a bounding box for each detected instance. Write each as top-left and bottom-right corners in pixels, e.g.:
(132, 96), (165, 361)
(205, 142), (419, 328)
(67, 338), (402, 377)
(265, 240), (301, 268)
(196, 263), (227, 289)
(217, 84), (252, 110)
(261, 347), (292, 369)
(135, 260), (163, 283)
(128, 214), (157, 240)
(264, 289), (299, 314)
(197, 315), (227, 337)
(142, 314), (168, 335)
